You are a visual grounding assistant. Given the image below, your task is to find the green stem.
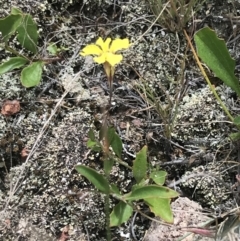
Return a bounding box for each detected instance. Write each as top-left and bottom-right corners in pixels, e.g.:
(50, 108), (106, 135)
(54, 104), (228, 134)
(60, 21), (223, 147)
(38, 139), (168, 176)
(2, 44), (30, 61)
(101, 115), (111, 241)
(104, 192), (111, 241)
(115, 156), (132, 170)
(103, 159), (111, 240)
(207, 79), (234, 122)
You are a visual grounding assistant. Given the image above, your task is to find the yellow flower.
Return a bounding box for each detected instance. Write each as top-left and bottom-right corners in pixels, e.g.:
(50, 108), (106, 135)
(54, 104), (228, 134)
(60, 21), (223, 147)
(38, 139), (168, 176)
(80, 37), (130, 67)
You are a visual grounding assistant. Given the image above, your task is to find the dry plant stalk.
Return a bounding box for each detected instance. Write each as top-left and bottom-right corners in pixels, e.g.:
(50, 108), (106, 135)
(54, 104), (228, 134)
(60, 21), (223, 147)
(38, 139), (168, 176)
(146, 0), (206, 32)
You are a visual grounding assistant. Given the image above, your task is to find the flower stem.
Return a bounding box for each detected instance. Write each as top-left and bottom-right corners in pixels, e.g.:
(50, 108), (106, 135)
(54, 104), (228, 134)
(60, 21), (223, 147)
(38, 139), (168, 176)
(103, 62), (115, 105)
(2, 43), (30, 61)
(104, 192), (111, 241)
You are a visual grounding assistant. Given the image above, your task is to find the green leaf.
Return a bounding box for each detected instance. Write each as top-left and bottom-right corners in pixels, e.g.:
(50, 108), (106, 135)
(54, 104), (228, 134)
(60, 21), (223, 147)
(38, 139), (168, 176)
(135, 178), (149, 188)
(88, 129), (95, 141)
(87, 129), (102, 151)
(47, 43), (59, 55)
(229, 132), (240, 141)
(233, 116), (240, 126)
(150, 170), (167, 185)
(87, 139), (102, 152)
(123, 185), (179, 201)
(111, 132), (122, 158)
(133, 146), (147, 183)
(59, 46), (69, 51)
(75, 165), (110, 194)
(47, 43), (68, 55)
(194, 27), (240, 96)
(110, 184), (121, 195)
(87, 139), (97, 148)
(104, 157), (114, 175)
(99, 127), (122, 157)
(0, 14), (22, 41)
(107, 127), (115, 145)
(16, 14), (38, 53)
(11, 8), (22, 14)
(144, 198), (173, 223)
(21, 61), (43, 87)
(110, 201), (133, 227)
(131, 181), (148, 193)
(0, 57), (28, 74)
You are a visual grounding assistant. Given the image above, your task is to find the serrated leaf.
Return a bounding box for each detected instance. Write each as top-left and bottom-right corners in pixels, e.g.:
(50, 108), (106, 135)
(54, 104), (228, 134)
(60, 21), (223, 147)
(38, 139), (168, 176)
(144, 198), (173, 223)
(110, 201), (133, 227)
(17, 14), (38, 53)
(111, 132), (122, 158)
(0, 14), (22, 41)
(133, 146), (147, 183)
(194, 27), (240, 96)
(150, 170), (167, 185)
(0, 57), (28, 74)
(123, 185), (179, 201)
(21, 61), (43, 87)
(75, 165), (110, 194)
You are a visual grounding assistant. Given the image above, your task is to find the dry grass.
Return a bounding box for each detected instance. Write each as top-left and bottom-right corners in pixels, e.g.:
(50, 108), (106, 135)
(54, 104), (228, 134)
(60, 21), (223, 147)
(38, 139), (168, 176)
(146, 0), (207, 32)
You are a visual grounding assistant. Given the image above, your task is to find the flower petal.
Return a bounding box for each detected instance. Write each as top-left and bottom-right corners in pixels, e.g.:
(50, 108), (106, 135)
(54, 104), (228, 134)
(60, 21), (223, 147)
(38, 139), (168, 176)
(106, 53), (123, 66)
(93, 53), (107, 64)
(80, 44), (102, 56)
(110, 38), (130, 53)
(95, 37), (104, 49)
(96, 37), (111, 52)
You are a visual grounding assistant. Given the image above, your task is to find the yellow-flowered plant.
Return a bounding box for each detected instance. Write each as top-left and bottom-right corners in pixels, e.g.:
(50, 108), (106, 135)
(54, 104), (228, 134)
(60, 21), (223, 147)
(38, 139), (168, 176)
(80, 37), (130, 99)
(77, 37), (179, 241)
